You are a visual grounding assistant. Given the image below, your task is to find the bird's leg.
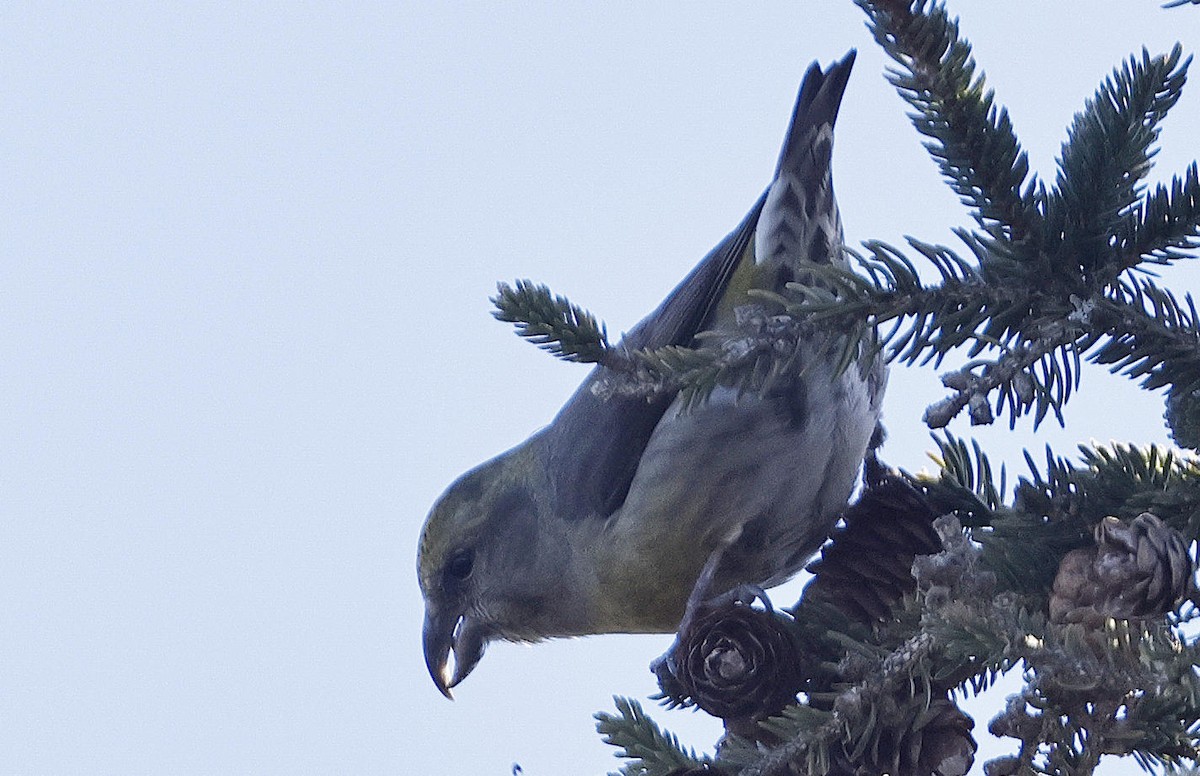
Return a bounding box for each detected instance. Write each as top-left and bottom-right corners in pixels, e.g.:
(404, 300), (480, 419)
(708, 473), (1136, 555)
(862, 421), (889, 488)
(650, 543), (774, 694)
(650, 543), (736, 683)
(708, 582), (771, 610)
(678, 542), (775, 633)
(679, 542), (728, 626)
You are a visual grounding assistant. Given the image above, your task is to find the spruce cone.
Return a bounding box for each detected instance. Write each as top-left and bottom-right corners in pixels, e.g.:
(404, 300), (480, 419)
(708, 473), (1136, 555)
(655, 598), (804, 721)
(829, 694), (976, 776)
(806, 475), (942, 623)
(1050, 512), (1195, 625)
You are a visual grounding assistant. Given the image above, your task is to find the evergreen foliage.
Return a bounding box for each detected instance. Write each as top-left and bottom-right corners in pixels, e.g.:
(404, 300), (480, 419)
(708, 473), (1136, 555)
(492, 279), (611, 364)
(595, 697), (713, 776)
(490, 1), (1200, 772)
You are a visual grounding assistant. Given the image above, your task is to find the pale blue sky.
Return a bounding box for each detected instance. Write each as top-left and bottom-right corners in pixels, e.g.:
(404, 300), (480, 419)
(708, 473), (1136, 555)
(3, 2), (1198, 774)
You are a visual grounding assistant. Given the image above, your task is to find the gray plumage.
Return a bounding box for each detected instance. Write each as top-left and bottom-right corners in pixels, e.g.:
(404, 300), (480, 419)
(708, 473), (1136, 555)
(418, 51), (886, 697)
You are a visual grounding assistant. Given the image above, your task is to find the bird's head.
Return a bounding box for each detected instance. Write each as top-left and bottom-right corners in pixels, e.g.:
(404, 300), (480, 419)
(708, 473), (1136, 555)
(417, 441), (567, 698)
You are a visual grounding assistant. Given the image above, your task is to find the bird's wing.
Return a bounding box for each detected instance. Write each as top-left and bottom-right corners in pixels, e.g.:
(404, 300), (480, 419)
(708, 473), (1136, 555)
(544, 196), (764, 522)
(543, 52), (856, 523)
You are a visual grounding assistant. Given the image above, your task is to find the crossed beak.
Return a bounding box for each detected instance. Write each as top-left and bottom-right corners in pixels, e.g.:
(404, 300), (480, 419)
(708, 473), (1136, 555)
(422, 604), (487, 699)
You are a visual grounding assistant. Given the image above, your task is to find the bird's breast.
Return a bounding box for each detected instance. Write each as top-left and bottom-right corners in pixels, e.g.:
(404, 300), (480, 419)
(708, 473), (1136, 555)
(589, 347), (883, 633)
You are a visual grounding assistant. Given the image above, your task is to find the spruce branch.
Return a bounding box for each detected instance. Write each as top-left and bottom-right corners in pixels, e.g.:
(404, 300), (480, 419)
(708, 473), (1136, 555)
(911, 512), (1199, 773)
(730, 633), (940, 776)
(856, 0), (1038, 243)
(985, 620), (1200, 773)
(788, 239), (1028, 370)
(591, 0), (1200, 771)
(596, 697), (711, 776)
(924, 318), (1082, 429)
(723, 514), (988, 776)
(492, 279), (612, 364)
(927, 432), (1006, 511)
(591, 317), (804, 408)
(1116, 162), (1200, 266)
(941, 440), (1200, 597)
(592, 302), (875, 412)
(1087, 279), (1200, 394)
(707, 444), (1200, 776)
(487, 0), (1200, 771)
(1048, 45), (1191, 281)
(1073, 443), (1200, 536)
(906, 512), (1198, 773)
(489, 173), (1200, 431)
(489, 18), (1198, 437)
(786, 240), (1090, 429)
(814, 229), (1200, 430)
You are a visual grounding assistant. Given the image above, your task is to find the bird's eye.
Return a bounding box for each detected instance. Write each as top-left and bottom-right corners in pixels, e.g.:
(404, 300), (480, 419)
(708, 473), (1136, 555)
(444, 548), (474, 583)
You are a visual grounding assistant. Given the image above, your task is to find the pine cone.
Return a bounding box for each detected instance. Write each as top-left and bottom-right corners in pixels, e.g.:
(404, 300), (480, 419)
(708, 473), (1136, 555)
(666, 766), (729, 776)
(805, 475), (942, 623)
(655, 599), (804, 721)
(828, 694), (976, 776)
(1050, 512), (1195, 625)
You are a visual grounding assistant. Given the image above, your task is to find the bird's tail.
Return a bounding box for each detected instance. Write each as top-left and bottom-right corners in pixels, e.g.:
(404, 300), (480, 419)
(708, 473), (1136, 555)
(754, 51), (855, 273)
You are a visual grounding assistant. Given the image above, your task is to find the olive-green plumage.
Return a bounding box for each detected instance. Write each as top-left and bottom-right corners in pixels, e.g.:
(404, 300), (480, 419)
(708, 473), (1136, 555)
(418, 52), (886, 698)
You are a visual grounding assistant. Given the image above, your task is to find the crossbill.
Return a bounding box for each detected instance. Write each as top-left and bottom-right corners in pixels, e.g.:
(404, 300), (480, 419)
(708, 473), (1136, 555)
(418, 51), (885, 698)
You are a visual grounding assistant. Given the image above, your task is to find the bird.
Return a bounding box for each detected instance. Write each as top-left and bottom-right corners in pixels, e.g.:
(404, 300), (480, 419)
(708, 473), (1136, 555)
(418, 51), (885, 699)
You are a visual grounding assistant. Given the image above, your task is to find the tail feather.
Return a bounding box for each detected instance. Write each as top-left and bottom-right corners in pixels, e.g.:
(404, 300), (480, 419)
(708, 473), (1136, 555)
(755, 51), (855, 272)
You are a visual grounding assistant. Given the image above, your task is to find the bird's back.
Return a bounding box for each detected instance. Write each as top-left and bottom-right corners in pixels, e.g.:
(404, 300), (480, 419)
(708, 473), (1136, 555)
(588, 53), (887, 632)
